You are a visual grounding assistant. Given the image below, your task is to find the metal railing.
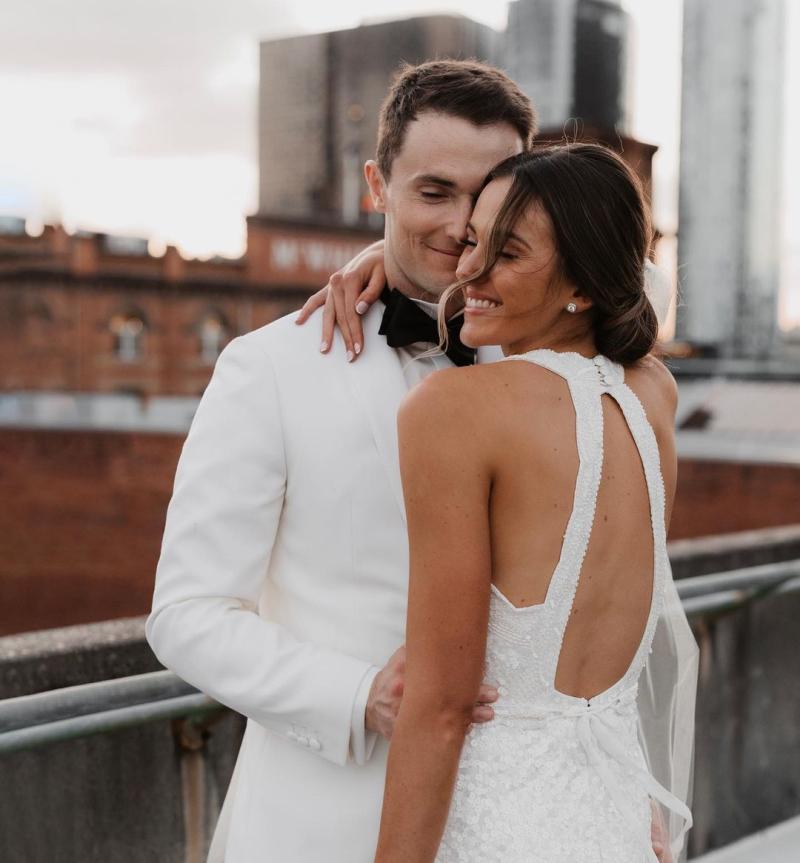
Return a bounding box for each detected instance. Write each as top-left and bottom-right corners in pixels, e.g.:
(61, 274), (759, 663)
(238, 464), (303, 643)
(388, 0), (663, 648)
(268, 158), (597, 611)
(0, 670), (220, 754)
(1, 559), (799, 755)
(678, 558), (800, 616)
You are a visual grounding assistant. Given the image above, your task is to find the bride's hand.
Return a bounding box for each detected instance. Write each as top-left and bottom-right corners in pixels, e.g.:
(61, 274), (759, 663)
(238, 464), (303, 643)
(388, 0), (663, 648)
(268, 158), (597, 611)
(295, 239), (386, 361)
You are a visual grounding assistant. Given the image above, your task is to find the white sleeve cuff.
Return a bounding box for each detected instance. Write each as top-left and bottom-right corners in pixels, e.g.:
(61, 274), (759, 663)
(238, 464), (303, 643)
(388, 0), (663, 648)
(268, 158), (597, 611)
(349, 664), (381, 765)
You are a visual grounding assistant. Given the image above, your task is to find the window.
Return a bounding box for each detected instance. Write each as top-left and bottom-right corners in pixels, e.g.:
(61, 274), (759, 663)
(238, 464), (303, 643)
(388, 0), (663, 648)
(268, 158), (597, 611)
(199, 311), (227, 364)
(26, 300), (54, 348)
(110, 311), (146, 362)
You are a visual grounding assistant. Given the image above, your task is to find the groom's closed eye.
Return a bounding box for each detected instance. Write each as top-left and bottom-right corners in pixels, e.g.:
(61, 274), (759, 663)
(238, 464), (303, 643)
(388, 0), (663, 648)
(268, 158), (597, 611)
(415, 174), (458, 201)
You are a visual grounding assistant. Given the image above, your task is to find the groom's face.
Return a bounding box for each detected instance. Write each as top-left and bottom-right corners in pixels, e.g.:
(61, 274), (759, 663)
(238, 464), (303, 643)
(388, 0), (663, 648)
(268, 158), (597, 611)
(365, 112), (523, 302)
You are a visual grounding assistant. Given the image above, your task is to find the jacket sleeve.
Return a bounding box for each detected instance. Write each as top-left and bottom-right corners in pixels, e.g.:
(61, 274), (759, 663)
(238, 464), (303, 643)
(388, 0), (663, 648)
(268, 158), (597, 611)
(145, 333), (374, 767)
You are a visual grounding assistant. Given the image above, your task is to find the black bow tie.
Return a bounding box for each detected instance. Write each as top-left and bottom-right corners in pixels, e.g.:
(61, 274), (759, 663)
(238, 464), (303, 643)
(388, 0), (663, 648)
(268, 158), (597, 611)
(378, 286), (476, 367)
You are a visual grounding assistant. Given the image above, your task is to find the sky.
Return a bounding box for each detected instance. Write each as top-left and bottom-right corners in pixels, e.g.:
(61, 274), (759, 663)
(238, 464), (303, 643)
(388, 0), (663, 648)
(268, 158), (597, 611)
(0, 0), (797, 327)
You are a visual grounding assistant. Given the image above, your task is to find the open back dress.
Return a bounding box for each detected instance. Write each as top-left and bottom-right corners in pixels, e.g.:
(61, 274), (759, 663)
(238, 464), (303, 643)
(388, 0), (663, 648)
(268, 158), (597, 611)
(435, 349), (693, 863)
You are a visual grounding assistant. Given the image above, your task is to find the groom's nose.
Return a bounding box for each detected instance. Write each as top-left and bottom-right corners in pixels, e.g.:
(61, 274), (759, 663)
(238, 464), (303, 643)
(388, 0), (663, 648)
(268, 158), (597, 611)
(444, 197), (473, 246)
(455, 244), (481, 282)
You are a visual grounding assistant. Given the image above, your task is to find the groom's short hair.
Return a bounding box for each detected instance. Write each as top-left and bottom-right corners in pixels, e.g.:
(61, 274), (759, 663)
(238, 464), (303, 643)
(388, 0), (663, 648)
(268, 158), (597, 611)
(376, 59), (537, 179)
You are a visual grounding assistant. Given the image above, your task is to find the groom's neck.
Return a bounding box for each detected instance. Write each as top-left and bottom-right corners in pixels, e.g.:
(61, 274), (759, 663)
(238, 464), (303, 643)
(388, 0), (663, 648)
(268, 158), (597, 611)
(384, 263), (453, 306)
(387, 279), (441, 306)
(379, 243), (442, 303)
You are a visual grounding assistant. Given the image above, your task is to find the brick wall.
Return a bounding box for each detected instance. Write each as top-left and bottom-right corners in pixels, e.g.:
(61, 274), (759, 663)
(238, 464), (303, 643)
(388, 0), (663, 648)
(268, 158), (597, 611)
(0, 218), (380, 398)
(671, 458), (800, 539)
(2, 425), (799, 635)
(0, 428), (181, 635)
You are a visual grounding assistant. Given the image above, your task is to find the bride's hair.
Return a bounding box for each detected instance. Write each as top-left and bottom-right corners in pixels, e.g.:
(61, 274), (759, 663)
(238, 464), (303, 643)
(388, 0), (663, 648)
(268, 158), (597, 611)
(437, 143), (658, 365)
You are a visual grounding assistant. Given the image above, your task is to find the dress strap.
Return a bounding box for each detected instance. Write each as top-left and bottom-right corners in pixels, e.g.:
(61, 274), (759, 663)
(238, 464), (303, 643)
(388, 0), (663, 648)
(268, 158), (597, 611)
(500, 350), (607, 666)
(601, 383), (671, 689)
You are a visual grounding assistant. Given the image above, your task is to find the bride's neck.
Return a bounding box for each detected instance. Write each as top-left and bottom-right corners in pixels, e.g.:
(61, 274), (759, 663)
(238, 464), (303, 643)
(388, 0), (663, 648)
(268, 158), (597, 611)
(503, 332), (598, 359)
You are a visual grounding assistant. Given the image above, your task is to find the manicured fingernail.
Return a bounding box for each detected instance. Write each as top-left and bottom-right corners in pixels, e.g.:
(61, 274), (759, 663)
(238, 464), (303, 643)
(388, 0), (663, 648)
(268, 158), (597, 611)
(346, 350), (354, 363)
(354, 342), (362, 355)
(487, 688), (499, 700)
(356, 301), (369, 315)
(320, 341), (329, 353)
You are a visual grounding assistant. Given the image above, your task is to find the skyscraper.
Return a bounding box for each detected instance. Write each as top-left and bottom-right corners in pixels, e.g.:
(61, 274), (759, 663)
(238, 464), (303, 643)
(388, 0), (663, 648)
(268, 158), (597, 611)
(505, 0), (630, 132)
(677, 0), (786, 357)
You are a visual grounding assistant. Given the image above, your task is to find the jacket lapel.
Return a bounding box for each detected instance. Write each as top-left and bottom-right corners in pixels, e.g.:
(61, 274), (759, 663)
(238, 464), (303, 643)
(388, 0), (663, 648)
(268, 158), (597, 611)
(345, 303), (409, 524)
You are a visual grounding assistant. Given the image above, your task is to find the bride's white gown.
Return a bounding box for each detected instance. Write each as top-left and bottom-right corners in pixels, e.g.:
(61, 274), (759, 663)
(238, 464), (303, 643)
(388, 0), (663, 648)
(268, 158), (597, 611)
(435, 350), (691, 863)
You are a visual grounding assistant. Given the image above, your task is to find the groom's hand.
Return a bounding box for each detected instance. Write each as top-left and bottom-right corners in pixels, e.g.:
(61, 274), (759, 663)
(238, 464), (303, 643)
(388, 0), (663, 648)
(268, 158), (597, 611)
(365, 645), (499, 740)
(650, 800), (674, 863)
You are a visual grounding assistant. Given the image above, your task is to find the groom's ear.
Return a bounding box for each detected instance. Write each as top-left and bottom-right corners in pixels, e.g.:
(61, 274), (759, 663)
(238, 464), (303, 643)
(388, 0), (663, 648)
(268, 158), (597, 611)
(364, 161), (387, 213)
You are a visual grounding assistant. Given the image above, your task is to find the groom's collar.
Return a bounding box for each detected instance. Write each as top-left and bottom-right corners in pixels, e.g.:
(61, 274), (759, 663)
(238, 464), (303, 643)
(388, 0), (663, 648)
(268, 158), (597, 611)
(408, 295), (438, 320)
(382, 285), (463, 323)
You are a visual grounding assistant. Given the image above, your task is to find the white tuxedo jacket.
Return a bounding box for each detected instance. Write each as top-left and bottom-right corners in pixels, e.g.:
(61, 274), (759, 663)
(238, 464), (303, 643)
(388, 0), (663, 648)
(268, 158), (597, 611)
(146, 302), (502, 862)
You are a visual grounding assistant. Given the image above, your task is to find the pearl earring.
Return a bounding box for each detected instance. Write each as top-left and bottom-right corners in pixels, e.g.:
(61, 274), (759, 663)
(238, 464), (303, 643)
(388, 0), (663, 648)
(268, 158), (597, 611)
(566, 302), (578, 314)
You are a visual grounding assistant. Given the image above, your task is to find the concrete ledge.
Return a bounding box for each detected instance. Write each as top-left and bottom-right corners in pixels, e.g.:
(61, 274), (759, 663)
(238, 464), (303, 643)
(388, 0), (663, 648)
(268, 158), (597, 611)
(0, 615), (161, 699)
(692, 815), (800, 862)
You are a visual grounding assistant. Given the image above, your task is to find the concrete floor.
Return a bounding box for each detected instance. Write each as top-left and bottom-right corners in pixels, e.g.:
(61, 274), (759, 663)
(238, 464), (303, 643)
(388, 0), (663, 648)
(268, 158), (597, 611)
(692, 815), (800, 862)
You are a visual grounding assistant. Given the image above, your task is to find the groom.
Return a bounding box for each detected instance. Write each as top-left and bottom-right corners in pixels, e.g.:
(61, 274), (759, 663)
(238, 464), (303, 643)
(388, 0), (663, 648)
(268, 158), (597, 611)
(146, 60), (535, 861)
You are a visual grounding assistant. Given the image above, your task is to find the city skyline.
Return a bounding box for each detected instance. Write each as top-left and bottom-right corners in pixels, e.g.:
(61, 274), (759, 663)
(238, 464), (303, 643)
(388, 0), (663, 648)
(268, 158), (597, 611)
(1, 0), (798, 328)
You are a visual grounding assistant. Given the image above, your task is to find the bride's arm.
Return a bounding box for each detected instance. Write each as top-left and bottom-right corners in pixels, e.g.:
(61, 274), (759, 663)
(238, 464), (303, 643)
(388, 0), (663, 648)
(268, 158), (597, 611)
(374, 369), (493, 863)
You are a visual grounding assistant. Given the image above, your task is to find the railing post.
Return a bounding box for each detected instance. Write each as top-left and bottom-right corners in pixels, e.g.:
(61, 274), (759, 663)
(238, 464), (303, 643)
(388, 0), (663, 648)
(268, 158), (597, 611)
(173, 711), (227, 863)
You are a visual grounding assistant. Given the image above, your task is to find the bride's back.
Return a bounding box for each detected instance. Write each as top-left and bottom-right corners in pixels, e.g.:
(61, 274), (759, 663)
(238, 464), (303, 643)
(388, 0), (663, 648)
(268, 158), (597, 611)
(483, 353), (677, 701)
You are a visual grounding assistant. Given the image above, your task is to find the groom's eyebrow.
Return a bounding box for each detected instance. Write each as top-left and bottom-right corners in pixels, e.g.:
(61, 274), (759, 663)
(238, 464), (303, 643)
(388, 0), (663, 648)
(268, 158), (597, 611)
(416, 173), (457, 188)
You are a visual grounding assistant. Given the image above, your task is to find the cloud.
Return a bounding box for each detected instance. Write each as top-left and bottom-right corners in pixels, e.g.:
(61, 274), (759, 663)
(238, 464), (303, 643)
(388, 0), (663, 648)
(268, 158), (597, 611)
(0, 1), (301, 76)
(0, 1), (302, 161)
(0, 0), (310, 248)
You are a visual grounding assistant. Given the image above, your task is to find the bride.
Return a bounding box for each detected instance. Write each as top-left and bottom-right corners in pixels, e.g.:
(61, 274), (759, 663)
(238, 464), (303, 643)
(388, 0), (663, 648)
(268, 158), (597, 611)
(307, 143), (698, 863)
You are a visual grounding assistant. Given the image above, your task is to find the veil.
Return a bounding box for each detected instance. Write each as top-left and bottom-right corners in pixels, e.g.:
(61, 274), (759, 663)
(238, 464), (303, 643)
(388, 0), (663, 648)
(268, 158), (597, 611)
(637, 562), (700, 862)
(638, 259), (698, 860)
(643, 259), (673, 330)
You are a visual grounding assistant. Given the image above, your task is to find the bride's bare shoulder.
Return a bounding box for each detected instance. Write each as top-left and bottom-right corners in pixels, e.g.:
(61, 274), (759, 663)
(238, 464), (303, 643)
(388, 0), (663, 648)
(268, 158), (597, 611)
(399, 365), (493, 419)
(398, 361), (554, 442)
(625, 354), (678, 419)
(398, 363), (516, 438)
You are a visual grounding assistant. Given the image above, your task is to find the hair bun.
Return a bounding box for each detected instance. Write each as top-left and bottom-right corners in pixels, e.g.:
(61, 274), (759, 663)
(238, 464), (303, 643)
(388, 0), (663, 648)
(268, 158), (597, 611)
(596, 291), (658, 364)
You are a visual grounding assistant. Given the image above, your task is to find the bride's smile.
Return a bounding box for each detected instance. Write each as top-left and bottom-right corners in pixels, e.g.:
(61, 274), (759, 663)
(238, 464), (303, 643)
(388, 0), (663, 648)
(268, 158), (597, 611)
(451, 176), (594, 359)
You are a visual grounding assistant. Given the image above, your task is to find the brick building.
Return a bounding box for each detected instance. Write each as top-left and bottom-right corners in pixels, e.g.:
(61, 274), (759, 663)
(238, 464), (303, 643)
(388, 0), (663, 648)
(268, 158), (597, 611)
(0, 216), (378, 397)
